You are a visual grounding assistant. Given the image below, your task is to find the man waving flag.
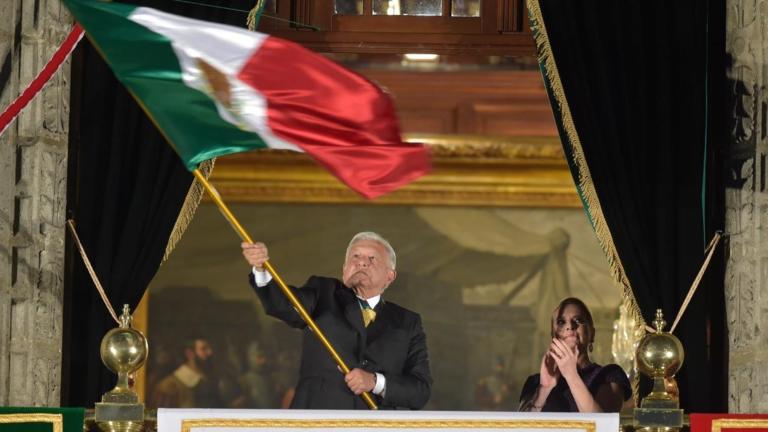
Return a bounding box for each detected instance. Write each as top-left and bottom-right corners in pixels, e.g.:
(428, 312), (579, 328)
(64, 0), (430, 199)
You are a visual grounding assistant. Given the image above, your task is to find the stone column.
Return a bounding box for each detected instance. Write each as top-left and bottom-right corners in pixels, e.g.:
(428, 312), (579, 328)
(0, 0), (72, 406)
(725, 0), (768, 413)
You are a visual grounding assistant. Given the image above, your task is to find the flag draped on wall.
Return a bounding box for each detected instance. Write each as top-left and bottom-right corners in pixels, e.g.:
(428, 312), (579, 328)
(64, 0), (430, 199)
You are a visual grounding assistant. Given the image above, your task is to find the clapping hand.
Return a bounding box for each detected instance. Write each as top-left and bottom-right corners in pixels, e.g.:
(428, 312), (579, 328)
(539, 351), (560, 388)
(548, 338), (578, 379)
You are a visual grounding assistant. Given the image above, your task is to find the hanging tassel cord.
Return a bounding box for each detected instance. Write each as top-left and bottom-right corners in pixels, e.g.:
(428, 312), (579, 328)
(641, 232), (723, 334)
(668, 231), (722, 333)
(641, 231), (723, 333)
(66, 219), (120, 325)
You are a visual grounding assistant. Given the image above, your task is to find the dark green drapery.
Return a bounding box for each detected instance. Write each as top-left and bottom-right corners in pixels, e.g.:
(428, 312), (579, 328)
(528, 0), (726, 411)
(63, 39), (196, 406)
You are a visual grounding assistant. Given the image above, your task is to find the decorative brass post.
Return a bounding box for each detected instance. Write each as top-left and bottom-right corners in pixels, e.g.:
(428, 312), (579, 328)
(95, 304), (149, 432)
(634, 309), (685, 431)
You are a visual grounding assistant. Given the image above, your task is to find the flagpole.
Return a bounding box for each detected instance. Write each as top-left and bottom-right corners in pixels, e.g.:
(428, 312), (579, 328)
(192, 169), (379, 410)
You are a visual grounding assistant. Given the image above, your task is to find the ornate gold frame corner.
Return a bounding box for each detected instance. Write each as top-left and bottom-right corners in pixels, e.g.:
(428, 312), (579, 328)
(208, 134), (579, 207)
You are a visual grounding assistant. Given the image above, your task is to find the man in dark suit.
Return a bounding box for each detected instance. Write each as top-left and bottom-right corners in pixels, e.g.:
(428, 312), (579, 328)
(241, 231), (432, 410)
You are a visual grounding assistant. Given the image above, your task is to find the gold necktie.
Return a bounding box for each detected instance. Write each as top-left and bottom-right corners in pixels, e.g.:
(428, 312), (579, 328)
(361, 304), (376, 327)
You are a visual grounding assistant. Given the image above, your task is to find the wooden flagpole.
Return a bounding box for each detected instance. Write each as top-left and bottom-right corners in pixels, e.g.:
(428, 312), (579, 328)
(192, 169), (378, 410)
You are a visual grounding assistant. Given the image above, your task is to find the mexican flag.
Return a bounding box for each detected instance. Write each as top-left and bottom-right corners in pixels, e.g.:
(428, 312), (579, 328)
(64, 0), (430, 199)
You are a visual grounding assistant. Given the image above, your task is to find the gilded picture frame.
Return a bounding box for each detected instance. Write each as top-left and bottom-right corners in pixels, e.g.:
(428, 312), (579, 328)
(205, 134), (580, 207)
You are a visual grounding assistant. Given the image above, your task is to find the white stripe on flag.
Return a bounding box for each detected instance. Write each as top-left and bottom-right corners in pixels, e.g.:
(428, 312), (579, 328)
(129, 7), (266, 75)
(128, 7), (301, 152)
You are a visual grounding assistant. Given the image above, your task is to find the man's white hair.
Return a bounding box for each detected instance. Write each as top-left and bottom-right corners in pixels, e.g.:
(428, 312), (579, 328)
(346, 231), (396, 270)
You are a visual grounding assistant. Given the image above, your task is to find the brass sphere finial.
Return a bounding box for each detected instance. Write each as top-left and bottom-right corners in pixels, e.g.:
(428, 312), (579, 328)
(637, 309), (683, 381)
(100, 305), (148, 378)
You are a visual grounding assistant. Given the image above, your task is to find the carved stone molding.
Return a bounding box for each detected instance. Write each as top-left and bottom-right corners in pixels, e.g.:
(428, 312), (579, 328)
(725, 0), (768, 413)
(0, 0), (71, 406)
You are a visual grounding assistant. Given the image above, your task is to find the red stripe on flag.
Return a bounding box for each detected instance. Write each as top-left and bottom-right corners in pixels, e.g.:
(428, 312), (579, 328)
(236, 36), (430, 199)
(0, 23), (85, 136)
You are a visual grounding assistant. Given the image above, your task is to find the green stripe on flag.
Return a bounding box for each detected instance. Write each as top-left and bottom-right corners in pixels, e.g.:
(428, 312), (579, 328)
(65, 0), (269, 170)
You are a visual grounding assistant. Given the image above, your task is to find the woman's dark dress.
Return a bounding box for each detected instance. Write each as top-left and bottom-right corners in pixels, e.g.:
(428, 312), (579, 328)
(518, 363), (631, 412)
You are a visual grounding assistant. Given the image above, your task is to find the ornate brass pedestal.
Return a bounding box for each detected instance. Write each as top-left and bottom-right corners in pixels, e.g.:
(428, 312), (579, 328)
(634, 310), (685, 432)
(95, 305), (149, 432)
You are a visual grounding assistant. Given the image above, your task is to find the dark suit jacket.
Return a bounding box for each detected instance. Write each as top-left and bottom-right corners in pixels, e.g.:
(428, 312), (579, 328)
(250, 274), (432, 410)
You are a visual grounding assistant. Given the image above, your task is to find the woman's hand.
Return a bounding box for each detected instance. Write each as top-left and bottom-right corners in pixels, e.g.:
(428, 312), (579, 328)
(528, 353), (559, 412)
(549, 338), (579, 380)
(539, 352), (559, 388)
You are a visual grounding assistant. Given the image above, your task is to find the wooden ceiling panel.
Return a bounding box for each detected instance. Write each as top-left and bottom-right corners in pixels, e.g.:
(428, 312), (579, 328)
(398, 109), (457, 134)
(360, 69), (557, 137)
